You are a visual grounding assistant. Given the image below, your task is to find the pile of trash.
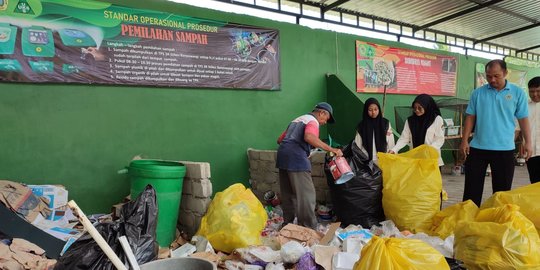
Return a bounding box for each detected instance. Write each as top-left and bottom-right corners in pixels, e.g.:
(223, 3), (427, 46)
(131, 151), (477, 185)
(2, 143), (540, 269)
(0, 180), (83, 266)
(163, 183), (540, 270)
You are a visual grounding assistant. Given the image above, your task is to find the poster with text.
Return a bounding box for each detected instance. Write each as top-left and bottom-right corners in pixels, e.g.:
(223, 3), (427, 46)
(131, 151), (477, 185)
(475, 63), (527, 91)
(356, 41), (457, 96)
(0, 0), (280, 90)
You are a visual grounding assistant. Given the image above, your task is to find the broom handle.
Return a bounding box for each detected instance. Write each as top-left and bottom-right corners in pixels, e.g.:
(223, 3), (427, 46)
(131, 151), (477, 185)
(67, 200), (127, 270)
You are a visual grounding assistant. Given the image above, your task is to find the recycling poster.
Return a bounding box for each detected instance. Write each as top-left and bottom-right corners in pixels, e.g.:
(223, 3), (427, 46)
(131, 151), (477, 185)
(356, 41), (457, 96)
(0, 0), (280, 90)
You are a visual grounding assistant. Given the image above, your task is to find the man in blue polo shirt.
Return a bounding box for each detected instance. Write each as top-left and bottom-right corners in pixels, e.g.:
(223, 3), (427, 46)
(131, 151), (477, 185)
(276, 102), (343, 229)
(460, 59), (532, 206)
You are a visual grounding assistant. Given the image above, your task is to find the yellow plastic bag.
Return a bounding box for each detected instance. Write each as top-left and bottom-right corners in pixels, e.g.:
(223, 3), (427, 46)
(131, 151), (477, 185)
(481, 182), (540, 232)
(454, 204), (540, 270)
(353, 235), (450, 270)
(378, 145), (442, 232)
(429, 200), (478, 239)
(196, 183), (267, 253)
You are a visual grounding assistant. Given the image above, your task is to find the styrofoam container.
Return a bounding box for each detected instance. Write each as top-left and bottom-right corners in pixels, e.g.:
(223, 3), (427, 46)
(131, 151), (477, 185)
(332, 252), (360, 270)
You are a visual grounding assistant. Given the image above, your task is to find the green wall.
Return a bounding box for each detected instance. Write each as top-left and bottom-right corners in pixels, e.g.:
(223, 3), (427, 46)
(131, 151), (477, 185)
(1, 0), (539, 213)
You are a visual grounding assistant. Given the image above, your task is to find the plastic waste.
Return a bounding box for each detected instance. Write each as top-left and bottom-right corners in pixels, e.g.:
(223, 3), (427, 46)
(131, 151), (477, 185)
(54, 185), (158, 270)
(280, 241), (306, 264)
(354, 235), (450, 270)
(326, 142), (384, 228)
(429, 200), (478, 239)
(378, 145), (442, 232)
(196, 184), (267, 253)
(454, 204), (540, 269)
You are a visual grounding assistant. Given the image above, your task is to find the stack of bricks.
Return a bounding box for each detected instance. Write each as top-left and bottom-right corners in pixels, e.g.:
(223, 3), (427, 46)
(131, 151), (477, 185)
(247, 148), (330, 204)
(177, 161), (213, 238)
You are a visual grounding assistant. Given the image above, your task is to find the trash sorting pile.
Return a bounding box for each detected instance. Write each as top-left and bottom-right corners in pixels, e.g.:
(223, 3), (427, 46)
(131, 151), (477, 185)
(2, 145), (540, 269)
(0, 238), (57, 270)
(54, 185), (159, 270)
(0, 180), (84, 267)
(0, 181), (161, 270)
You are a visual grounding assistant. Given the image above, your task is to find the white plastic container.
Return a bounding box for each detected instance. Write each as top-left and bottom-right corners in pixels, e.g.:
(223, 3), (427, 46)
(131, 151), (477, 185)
(332, 252), (360, 270)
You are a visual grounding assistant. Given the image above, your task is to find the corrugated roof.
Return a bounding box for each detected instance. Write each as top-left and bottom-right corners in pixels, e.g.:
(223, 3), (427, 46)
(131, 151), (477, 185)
(317, 0), (540, 57)
(218, 0), (540, 60)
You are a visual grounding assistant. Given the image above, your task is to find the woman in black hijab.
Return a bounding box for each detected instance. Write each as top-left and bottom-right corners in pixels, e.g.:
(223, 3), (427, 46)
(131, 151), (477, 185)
(354, 98), (395, 165)
(390, 94), (445, 166)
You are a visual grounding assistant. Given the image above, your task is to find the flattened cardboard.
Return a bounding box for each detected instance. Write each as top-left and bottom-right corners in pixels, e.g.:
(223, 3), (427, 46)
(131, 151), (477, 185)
(0, 203), (65, 259)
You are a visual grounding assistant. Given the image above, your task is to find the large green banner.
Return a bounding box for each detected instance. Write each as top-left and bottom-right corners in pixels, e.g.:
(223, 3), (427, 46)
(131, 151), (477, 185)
(0, 0), (280, 90)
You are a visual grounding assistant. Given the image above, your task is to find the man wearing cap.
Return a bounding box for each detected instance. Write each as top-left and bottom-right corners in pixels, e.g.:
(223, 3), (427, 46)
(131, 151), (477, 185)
(276, 102), (343, 229)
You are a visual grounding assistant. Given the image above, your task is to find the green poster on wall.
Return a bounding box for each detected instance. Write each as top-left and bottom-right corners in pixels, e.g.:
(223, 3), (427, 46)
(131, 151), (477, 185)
(475, 62), (527, 90)
(0, 0), (280, 90)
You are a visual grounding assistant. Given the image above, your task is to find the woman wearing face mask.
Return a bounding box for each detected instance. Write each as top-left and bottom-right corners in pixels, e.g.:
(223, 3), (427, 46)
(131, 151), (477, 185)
(390, 94), (445, 166)
(354, 98), (395, 165)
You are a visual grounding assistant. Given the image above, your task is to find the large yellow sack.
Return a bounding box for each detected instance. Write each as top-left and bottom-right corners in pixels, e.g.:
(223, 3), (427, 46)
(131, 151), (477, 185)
(353, 235), (450, 270)
(378, 145), (442, 232)
(196, 183), (267, 253)
(481, 182), (540, 232)
(454, 204), (540, 270)
(429, 200), (478, 239)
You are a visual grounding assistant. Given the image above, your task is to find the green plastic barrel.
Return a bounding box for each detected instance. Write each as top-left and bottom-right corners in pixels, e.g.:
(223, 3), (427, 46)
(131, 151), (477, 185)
(128, 160), (185, 247)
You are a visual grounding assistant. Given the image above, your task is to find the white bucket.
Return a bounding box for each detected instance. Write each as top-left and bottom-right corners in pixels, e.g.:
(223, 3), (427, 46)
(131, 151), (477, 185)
(139, 257), (216, 270)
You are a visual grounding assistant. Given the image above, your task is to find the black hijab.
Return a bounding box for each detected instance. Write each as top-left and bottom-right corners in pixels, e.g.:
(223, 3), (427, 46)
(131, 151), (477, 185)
(408, 94), (441, 148)
(357, 98), (389, 159)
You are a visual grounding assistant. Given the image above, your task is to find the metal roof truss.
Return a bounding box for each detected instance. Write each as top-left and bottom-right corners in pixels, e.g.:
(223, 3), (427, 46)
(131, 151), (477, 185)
(214, 0), (540, 62)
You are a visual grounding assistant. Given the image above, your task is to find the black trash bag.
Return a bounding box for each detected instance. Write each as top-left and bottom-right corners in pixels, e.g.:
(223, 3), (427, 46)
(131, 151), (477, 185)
(54, 185), (159, 270)
(325, 142), (385, 228)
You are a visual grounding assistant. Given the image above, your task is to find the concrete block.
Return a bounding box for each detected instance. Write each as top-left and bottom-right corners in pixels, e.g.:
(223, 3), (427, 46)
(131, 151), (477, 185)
(312, 176), (327, 189)
(309, 151), (326, 163)
(178, 209), (194, 229)
(180, 161), (211, 179)
(192, 179), (213, 198)
(248, 159), (260, 170)
(256, 191), (266, 203)
(266, 177), (278, 185)
(184, 213), (204, 238)
(187, 197), (211, 215)
(311, 164), (325, 177)
(256, 182), (272, 194)
(264, 172), (279, 183)
(260, 161), (276, 172)
(259, 151), (277, 161)
(248, 170), (264, 182)
(180, 194), (193, 211)
(192, 213), (203, 232)
(247, 148), (260, 160)
(182, 178), (193, 195)
(316, 189), (327, 202)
